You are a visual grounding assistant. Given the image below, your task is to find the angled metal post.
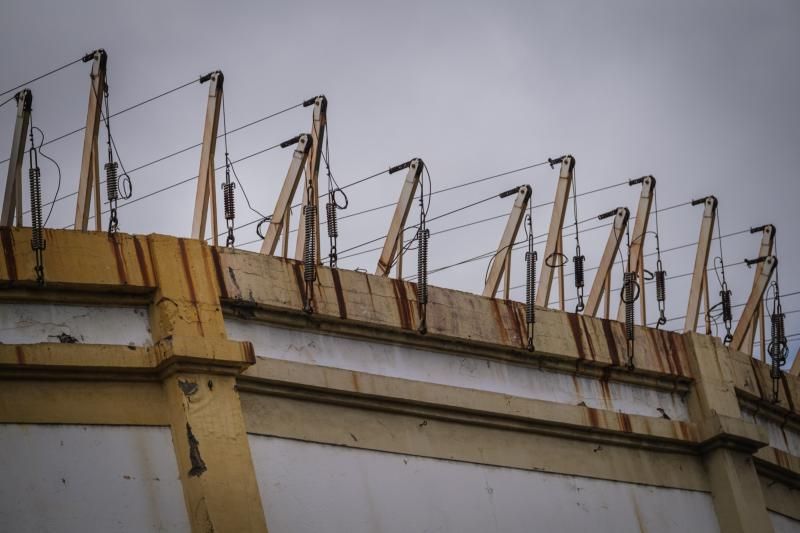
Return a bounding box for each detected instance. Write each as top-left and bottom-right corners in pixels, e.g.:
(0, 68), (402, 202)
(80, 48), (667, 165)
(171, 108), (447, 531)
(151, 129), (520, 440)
(730, 255), (777, 353)
(191, 71), (224, 243)
(1, 89), (32, 227)
(74, 49), (107, 231)
(616, 176), (655, 323)
(376, 159), (423, 277)
(730, 225), (776, 352)
(684, 196), (718, 332)
(536, 155), (574, 307)
(294, 96), (326, 265)
(584, 207), (630, 317)
(483, 185), (532, 298)
(259, 135), (313, 255)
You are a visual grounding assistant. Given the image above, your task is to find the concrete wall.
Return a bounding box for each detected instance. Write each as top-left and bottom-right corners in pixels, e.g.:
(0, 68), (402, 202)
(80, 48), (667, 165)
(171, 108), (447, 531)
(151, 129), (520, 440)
(250, 435), (720, 533)
(0, 424), (190, 532)
(1, 229), (798, 533)
(227, 318), (689, 420)
(742, 408), (800, 456)
(770, 512), (800, 533)
(0, 303), (151, 346)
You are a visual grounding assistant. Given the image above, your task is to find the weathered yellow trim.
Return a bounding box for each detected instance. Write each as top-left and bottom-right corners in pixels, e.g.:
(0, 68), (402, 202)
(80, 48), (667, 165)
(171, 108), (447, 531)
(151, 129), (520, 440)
(759, 475), (800, 521)
(0, 380), (168, 425)
(163, 373), (268, 532)
(242, 393), (711, 492)
(242, 357), (699, 446)
(0, 227), (154, 290)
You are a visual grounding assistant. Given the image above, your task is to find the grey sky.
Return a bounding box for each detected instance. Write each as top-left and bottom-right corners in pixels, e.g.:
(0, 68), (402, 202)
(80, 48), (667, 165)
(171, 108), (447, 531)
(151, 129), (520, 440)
(1, 0), (799, 361)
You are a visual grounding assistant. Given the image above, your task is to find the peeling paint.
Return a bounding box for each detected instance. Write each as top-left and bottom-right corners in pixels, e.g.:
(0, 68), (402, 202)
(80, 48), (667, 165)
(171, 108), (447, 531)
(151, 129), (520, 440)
(187, 423), (207, 477)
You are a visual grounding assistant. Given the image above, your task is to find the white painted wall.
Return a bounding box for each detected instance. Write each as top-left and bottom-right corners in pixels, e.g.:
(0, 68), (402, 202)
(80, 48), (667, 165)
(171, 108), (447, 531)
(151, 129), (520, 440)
(0, 303), (151, 346)
(228, 319), (689, 420)
(771, 512), (800, 533)
(0, 424), (190, 533)
(741, 409), (800, 456)
(250, 435), (720, 533)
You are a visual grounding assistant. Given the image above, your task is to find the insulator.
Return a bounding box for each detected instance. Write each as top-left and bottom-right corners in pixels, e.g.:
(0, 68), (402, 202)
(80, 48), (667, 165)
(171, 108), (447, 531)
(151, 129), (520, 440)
(303, 206), (316, 282)
(417, 228), (429, 305)
(720, 288), (733, 323)
(29, 166), (45, 251)
(525, 251), (537, 325)
(623, 272), (636, 342)
(655, 270), (666, 302)
(104, 161), (119, 202)
(222, 182), (236, 221)
(573, 254), (585, 289)
(326, 202), (338, 239)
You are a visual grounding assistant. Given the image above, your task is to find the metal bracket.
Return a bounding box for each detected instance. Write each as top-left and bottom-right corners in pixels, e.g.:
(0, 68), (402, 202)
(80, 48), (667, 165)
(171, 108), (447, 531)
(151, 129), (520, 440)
(730, 225), (776, 353)
(536, 155), (575, 307)
(74, 49), (107, 231)
(684, 196), (718, 332)
(584, 207), (630, 317)
(483, 185), (532, 298)
(1, 89), (32, 227)
(259, 134), (313, 255)
(294, 95), (327, 264)
(191, 71), (224, 243)
(615, 176), (655, 323)
(376, 158), (424, 277)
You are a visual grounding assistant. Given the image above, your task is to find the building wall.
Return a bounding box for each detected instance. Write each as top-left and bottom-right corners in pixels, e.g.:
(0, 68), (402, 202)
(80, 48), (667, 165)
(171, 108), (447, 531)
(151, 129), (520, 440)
(227, 318), (690, 420)
(0, 424), (190, 533)
(770, 512), (800, 533)
(0, 229), (798, 533)
(250, 436), (720, 533)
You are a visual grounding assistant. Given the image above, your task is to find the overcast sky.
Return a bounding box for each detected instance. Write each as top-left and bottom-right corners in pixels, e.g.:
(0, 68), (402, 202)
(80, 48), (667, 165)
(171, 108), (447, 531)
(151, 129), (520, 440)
(1, 0), (798, 363)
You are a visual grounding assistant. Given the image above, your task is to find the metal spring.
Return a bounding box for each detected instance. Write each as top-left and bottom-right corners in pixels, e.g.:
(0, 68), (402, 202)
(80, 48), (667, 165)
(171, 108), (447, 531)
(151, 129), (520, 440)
(105, 162), (118, 202)
(623, 272), (636, 342)
(720, 288), (733, 323)
(222, 182), (236, 221)
(326, 202), (338, 238)
(655, 270), (666, 302)
(573, 254), (585, 289)
(417, 228), (429, 305)
(303, 206), (316, 282)
(526, 251), (537, 325)
(29, 166), (44, 251)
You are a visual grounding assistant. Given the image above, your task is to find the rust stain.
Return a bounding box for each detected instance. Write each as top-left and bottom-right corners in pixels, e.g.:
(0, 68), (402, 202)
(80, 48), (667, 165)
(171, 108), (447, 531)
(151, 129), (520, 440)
(566, 313), (586, 360)
(209, 247), (228, 299)
(351, 372), (360, 392)
(490, 300), (509, 345)
(664, 332), (685, 377)
(578, 315), (597, 361)
(749, 357), (765, 401)
(391, 278), (412, 330)
(599, 380), (612, 409)
(600, 319), (621, 367)
(774, 449), (790, 469)
(330, 269), (348, 319)
(586, 407), (601, 428)
(780, 374), (795, 411)
(242, 341), (256, 364)
(617, 412), (633, 433)
(291, 262), (307, 303)
(132, 237), (151, 286)
(177, 239), (197, 304)
(675, 421), (691, 441)
(15, 346), (24, 364)
(645, 328), (666, 373)
(0, 227), (17, 281)
(109, 235), (128, 285)
(503, 299), (524, 348)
